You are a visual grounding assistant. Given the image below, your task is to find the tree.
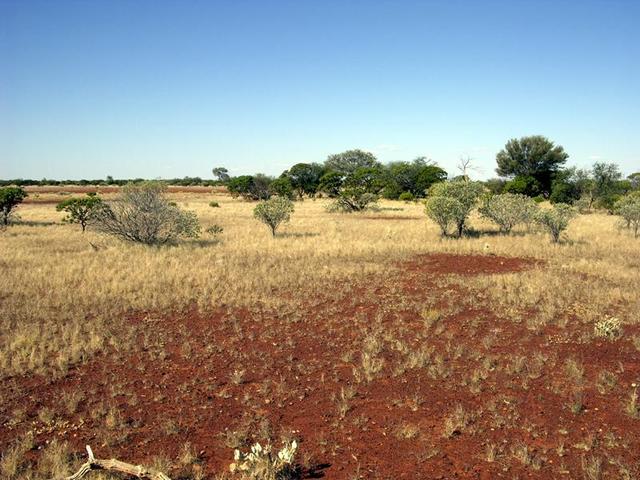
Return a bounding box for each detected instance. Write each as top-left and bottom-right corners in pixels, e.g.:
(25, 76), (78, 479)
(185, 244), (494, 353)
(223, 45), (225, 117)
(536, 203), (577, 243)
(212, 167), (231, 183)
(329, 166), (383, 212)
(283, 163), (325, 199)
(503, 175), (542, 197)
(424, 180), (485, 237)
(56, 194), (103, 232)
(628, 172), (640, 190)
(227, 174), (272, 201)
(318, 171), (343, 198)
(253, 197), (294, 237)
(269, 177), (294, 199)
(324, 149), (379, 176)
(478, 193), (538, 233)
(382, 158), (447, 199)
(496, 136), (569, 195)
(0, 186), (27, 225)
(93, 182), (200, 245)
(615, 192), (640, 238)
(592, 162), (622, 211)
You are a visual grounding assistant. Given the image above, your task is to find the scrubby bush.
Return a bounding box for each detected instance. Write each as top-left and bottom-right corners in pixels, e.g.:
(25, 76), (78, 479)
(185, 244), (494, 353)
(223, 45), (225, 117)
(478, 193), (538, 233)
(56, 193), (103, 232)
(0, 186), (27, 225)
(93, 182), (200, 245)
(230, 440), (298, 479)
(253, 197), (294, 237)
(205, 224), (224, 238)
(328, 167), (382, 213)
(209, 201), (220, 208)
(398, 191), (415, 202)
(615, 193), (640, 237)
(535, 203), (577, 243)
(424, 180), (485, 237)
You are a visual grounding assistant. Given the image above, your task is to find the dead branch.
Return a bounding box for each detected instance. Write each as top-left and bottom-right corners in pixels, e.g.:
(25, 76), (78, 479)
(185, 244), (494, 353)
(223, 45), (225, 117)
(50, 445), (171, 480)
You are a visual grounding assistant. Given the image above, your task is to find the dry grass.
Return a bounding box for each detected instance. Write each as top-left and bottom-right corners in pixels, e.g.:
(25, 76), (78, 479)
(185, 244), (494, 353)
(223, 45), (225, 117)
(1, 195), (638, 380)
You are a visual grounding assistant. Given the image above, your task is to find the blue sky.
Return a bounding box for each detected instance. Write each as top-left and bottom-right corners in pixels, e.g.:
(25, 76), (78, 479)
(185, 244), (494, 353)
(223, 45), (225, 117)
(1, 0), (639, 180)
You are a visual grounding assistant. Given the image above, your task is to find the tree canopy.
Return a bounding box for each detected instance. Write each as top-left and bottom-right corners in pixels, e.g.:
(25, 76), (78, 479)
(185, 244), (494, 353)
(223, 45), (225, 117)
(496, 136), (569, 195)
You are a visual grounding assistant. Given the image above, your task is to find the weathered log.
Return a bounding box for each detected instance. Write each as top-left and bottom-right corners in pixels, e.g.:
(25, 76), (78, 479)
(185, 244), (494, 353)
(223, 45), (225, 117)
(50, 445), (171, 480)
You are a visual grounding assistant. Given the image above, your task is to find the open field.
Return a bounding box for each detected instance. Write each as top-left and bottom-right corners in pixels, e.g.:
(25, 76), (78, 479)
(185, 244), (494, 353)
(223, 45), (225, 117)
(1, 190), (640, 479)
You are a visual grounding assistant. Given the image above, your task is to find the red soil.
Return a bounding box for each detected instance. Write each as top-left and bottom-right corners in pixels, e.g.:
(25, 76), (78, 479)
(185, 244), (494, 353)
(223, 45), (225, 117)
(1, 253), (639, 479)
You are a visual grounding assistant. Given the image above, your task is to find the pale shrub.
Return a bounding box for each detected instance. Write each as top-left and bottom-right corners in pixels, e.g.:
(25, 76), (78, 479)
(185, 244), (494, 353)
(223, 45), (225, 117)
(478, 193), (538, 233)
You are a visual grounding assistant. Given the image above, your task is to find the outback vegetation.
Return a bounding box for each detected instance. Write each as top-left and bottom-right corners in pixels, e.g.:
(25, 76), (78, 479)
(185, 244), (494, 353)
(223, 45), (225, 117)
(1, 140), (640, 480)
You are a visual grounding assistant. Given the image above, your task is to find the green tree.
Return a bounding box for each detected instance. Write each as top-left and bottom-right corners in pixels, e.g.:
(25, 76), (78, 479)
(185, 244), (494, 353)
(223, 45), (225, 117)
(503, 175), (542, 197)
(496, 136), (569, 195)
(253, 197), (294, 237)
(0, 186), (28, 225)
(615, 192), (640, 237)
(212, 167), (231, 183)
(283, 163), (325, 199)
(592, 162), (622, 211)
(382, 158), (447, 199)
(269, 177), (294, 199)
(324, 149), (379, 176)
(330, 166), (383, 212)
(56, 194), (103, 232)
(424, 180), (485, 237)
(227, 174), (272, 200)
(318, 171), (343, 197)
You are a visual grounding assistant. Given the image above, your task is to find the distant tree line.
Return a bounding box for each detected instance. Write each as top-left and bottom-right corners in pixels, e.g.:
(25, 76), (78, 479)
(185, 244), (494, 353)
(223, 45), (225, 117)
(2, 137), (637, 213)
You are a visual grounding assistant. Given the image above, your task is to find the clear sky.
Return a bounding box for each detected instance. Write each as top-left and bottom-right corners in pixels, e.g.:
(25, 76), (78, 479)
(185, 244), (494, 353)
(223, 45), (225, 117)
(1, 0), (639, 180)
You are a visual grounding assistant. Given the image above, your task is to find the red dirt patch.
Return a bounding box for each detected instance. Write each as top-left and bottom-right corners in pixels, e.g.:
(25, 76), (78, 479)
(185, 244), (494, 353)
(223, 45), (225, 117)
(1, 253), (638, 480)
(403, 253), (539, 275)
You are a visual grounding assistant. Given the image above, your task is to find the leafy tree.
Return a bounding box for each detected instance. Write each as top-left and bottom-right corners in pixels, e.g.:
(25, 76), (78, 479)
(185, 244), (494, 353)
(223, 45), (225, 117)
(503, 175), (542, 197)
(424, 180), (485, 237)
(382, 158), (446, 199)
(212, 167), (231, 183)
(227, 174), (272, 200)
(93, 182), (200, 245)
(536, 203), (577, 243)
(269, 177), (294, 199)
(318, 171), (343, 197)
(592, 162), (622, 211)
(324, 149), (379, 176)
(329, 166), (383, 212)
(496, 136), (569, 195)
(0, 186), (27, 225)
(253, 197), (294, 237)
(283, 163), (325, 199)
(615, 192), (640, 238)
(484, 178), (507, 195)
(629, 172), (640, 190)
(56, 194), (103, 232)
(478, 193), (538, 233)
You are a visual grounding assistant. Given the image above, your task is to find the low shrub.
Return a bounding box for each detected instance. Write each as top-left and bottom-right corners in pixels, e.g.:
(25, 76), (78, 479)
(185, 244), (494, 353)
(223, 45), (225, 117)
(253, 197), (294, 237)
(478, 193), (537, 233)
(535, 203), (577, 243)
(209, 201), (220, 208)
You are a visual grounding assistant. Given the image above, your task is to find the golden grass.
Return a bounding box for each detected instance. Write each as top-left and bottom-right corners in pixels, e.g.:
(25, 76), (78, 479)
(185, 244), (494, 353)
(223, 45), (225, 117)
(1, 193), (639, 379)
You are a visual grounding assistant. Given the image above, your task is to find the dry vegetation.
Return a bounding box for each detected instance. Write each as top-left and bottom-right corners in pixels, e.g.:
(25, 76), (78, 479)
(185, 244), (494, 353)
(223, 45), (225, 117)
(1, 189), (639, 479)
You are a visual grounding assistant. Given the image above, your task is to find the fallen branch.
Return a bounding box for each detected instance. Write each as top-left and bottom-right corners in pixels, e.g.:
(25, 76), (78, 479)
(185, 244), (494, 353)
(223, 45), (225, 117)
(50, 445), (171, 480)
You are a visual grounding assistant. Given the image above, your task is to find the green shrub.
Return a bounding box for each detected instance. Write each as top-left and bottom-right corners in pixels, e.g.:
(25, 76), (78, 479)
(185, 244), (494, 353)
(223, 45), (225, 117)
(93, 182), (200, 245)
(615, 192), (640, 238)
(398, 192), (415, 202)
(253, 197), (294, 237)
(536, 203), (577, 243)
(56, 194), (103, 232)
(0, 186), (27, 226)
(424, 180), (485, 237)
(205, 224), (224, 237)
(209, 201), (220, 208)
(478, 193), (537, 233)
